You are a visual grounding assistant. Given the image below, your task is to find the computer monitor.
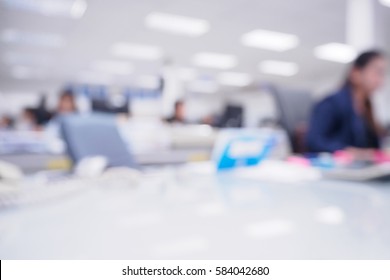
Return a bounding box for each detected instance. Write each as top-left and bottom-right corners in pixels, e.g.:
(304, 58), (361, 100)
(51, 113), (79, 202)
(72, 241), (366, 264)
(60, 113), (136, 168)
(91, 99), (130, 114)
(218, 104), (244, 128)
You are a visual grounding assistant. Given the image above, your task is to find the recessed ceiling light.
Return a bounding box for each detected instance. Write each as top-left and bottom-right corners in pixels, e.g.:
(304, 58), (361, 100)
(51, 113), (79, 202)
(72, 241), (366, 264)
(259, 60), (299, 77)
(217, 72), (253, 87)
(188, 80), (219, 93)
(314, 43), (357, 63)
(111, 42), (163, 60)
(91, 60), (133, 75)
(145, 12), (209, 37)
(1, 29), (64, 48)
(379, 0), (390, 7)
(70, 0), (87, 18)
(1, 0), (87, 18)
(241, 29), (299, 51)
(192, 52), (237, 69)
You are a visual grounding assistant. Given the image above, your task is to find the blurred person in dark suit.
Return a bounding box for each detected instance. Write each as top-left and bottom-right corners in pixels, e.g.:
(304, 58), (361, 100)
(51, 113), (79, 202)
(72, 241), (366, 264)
(56, 89), (77, 116)
(306, 50), (387, 159)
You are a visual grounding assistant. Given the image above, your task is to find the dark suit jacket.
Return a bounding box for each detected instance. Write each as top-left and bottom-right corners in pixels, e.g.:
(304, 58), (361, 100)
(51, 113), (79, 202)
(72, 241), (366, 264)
(306, 85), (380, 153)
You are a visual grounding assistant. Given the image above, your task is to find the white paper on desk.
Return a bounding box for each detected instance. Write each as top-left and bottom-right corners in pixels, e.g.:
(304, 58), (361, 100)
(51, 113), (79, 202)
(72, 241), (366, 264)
(232, 160), (322, 183)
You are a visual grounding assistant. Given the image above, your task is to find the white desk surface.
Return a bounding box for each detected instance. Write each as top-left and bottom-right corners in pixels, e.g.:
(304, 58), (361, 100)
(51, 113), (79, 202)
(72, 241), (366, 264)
(0, 148), (211, 173)
(0, 163), (390, 260)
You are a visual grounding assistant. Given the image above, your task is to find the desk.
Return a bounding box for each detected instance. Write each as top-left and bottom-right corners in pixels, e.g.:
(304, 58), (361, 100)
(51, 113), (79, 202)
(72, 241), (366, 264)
(0, 126), (289, 172)
(0, 163), (389, 259)
(0, 148), (212, 173)
(0, 124), (215, 172)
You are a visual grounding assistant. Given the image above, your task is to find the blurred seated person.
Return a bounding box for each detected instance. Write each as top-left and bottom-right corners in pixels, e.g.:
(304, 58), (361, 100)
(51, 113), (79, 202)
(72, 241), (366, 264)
(306, 50), (387, 160)
(55, 89), (77, 116)
(165, 100), (186, 124)
(16, 107), (41, 131)
(0, 115), (15, 130)
(45, 89), (77, 136)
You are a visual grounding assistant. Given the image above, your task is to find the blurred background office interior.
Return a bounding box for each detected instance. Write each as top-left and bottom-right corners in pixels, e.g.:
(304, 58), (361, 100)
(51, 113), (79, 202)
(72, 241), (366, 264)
(1, 0), (390, 259)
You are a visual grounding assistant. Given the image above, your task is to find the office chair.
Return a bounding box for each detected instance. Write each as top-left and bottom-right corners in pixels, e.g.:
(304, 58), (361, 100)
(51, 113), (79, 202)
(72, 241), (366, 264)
(269, 86), (313, 153)
(60, 113), (137, 168)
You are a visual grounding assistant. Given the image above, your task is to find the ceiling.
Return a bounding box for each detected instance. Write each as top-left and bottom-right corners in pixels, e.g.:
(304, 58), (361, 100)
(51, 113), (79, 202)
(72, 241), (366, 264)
(0, 0), (389, 94)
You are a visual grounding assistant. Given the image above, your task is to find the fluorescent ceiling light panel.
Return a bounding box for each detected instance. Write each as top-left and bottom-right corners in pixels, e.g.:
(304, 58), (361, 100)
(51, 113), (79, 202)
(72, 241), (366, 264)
(1, 29), (64, 48)
(241, 29), (299, 51)
(111, 43), (163, 60)
(259, 60), (299, 77)
(91, 60), (133, 75)
(70, 0), (87, 18)
(314, 43), (357, 63)
(192, 52), (237, 69)
(145, 12), (209, 37)
(379, 0), (390, 7)
(1, 0), (87, 18)
(217, 72), (253, 87)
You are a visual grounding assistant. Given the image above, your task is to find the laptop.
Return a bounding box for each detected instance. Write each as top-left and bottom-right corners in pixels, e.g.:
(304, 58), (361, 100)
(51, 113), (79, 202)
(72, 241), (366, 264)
(60, 113), (137, 168)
